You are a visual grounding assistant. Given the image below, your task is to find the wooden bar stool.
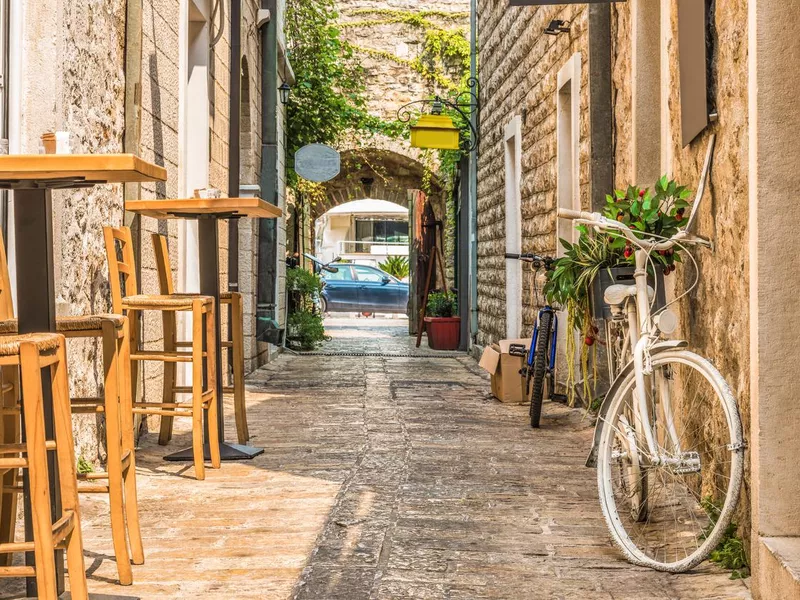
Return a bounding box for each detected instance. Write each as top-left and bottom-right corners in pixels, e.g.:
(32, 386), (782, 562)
(0, 234), (141, 585)
(0, 333), (88, 600)
(103, 226), (221, 480)
(152, 233), (249, 445)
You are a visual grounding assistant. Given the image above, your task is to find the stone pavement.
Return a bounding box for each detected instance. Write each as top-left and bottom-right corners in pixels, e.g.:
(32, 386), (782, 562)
(305, 316), (461, 357)
(0, 322), (749, 599)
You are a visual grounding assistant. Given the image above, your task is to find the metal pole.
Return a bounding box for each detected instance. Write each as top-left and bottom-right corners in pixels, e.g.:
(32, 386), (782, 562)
(469, 0), (479, 346)
(228, 0), (242, 374)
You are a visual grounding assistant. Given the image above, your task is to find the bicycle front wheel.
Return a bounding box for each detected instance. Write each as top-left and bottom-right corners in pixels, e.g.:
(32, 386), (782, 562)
(529, 310), (553, 428)
(596, 350), (744, 572)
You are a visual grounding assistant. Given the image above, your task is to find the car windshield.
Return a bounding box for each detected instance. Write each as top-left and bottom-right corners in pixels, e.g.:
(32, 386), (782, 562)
(323, 266), (353, 281)
(353, 265), (395, 283)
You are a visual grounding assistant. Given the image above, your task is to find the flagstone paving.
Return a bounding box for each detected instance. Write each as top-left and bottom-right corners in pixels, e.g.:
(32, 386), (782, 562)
(0, 323), (749, 599)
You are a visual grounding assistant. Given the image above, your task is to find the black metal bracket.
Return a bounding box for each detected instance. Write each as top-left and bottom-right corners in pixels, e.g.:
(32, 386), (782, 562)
(397, 77), (480, 153)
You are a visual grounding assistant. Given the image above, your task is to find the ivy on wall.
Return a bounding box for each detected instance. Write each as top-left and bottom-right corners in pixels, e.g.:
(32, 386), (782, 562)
(285, 0), (472, 244)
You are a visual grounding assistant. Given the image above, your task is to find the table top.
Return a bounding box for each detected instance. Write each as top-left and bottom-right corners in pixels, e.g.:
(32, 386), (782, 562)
(0, 154), (167, 188)
(125, 197), (282, 220)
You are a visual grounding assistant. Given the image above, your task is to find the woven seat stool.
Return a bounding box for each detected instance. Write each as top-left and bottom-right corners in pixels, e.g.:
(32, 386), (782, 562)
(0, 234), (142, 585)
(152, 233), (249, 445)
(104, 226), (220, 480)
(0, 333), (88, 600)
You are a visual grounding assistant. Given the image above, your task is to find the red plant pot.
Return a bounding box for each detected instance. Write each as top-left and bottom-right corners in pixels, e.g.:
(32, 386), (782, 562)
(424, 316), (461, 351)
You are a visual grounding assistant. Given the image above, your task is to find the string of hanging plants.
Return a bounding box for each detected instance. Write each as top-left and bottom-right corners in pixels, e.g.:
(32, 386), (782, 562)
(543, 176), (693, 402)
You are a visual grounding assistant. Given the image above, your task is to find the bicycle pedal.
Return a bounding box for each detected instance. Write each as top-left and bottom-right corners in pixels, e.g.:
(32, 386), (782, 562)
(550, 393), (569, 404)
(508, 343), (527, 357)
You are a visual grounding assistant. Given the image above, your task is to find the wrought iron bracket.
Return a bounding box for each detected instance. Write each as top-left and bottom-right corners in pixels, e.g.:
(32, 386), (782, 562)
(397, 78), (480, 153)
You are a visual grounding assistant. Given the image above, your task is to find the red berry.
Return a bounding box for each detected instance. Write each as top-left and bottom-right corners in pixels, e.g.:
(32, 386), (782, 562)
(624, 246), (634, 259)
(658, 250), (667, 256)
(585, 336), (595, 346)
(639, 190), (646, 198)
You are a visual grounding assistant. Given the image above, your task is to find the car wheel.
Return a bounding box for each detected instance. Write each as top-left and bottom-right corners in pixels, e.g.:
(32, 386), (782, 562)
(320, 296), (328, 314)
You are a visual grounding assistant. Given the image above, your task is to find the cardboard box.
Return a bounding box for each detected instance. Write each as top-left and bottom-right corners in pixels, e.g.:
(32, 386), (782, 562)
(479, 338), (531, 403)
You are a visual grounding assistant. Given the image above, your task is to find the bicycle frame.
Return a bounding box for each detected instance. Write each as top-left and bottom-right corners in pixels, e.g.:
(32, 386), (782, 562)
(609, 246), (684, 467)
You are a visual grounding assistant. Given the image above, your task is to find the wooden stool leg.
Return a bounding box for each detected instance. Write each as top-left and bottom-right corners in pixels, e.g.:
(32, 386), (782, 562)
(191, 302), (205, 481)
(50, 340), (88, 600)
(159, 311), (177, 446)
(231, 295), (249, 444)
(0, 365), (19, 567)
(119, 321), (144, 564)
(205, 305), (221, 470)
(128, 309), (141, 418)
(101, 322), (133, 585)
(19, 343), (58, 600)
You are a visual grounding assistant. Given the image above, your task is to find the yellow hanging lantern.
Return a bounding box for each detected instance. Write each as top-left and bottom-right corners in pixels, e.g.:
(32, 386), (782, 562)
(410, 114), (461, 150)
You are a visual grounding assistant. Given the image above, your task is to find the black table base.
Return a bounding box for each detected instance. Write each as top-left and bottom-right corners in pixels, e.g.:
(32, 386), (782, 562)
(164, 442), (263, 461)
(162, 217), (263, 462)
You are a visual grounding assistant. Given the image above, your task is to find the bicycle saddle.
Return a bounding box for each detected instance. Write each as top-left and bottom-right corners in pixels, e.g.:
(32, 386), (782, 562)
(604, 284), (655, 307)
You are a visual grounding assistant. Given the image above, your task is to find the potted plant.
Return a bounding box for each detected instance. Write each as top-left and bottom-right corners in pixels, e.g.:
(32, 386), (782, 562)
(424, 291), (460, 350)
(543, 176), (693, 400)
(286, 267), (326, 350)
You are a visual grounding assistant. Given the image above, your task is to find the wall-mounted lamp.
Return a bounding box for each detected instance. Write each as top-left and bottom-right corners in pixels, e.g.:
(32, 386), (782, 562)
(279, 82), (291, 105)
(397, 78), (480, 153)
(543, 19), (570, 36)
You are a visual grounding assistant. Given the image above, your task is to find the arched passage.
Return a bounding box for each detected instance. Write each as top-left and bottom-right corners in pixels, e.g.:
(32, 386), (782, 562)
(313, 148), (446, 220)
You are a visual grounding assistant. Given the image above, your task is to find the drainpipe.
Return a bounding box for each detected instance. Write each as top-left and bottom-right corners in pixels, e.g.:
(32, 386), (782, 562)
(228, 0), (242, 371)
(257, 0), (279, 340)
(469, 0), (479, 345)
(588, 4), (614, 210)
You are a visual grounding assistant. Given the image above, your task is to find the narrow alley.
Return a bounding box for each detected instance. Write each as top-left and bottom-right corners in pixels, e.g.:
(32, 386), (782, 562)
(28, 323), (746, 599)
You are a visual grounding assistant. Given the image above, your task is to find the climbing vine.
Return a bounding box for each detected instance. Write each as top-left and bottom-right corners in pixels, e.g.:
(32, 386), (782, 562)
(285, 1), (472, 265)
(285, 0), (400, 184)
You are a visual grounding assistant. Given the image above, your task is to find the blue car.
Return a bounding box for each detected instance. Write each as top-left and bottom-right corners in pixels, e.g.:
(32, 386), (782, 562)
(320, 264), (409, 314)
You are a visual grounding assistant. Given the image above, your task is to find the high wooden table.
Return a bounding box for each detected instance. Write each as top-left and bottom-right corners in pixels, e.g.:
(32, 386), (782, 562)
(0, 154), (166, 596)
(125, 197), (281, 462)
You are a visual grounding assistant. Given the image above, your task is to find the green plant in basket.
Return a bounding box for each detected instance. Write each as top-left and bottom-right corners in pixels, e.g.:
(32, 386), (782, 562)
(603, 176), (692, 275)
(543, 175), (694, 403)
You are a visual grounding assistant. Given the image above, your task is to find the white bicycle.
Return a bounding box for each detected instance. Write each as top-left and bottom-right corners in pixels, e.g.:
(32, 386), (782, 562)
(558, 152), (745, 573)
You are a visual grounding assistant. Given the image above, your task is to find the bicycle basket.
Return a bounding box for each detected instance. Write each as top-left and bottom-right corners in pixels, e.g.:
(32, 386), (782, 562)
(590, 265), (666, 321)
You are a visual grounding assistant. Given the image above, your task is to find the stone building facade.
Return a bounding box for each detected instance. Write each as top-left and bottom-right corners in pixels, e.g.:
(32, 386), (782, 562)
(475, 1), (800, 596)
(7, 0), (289, 457)
(476, 2), (590, 345)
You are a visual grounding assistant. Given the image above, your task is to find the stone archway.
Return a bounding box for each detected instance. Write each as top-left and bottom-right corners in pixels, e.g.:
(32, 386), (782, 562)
(311, 147), (450, 335)
(312, 148), (446, 220)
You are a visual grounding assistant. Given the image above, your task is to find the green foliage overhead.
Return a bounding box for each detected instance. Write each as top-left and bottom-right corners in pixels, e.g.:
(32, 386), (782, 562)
(285, 0), (397, 171)
(378, 256), (410, 280)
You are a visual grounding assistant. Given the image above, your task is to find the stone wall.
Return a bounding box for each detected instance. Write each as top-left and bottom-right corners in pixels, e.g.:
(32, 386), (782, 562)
(611, 0), (752, 539)
(12, 0), (271, 459)
(476, 3), (591, 346)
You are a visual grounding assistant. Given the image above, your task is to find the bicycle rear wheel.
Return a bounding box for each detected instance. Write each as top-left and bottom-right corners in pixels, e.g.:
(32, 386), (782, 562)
(528, 311), (553, 428)
(596, 350), (744, 572)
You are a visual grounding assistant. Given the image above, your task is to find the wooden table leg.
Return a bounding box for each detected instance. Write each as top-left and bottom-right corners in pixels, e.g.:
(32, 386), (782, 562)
(14, 187), (64, 597)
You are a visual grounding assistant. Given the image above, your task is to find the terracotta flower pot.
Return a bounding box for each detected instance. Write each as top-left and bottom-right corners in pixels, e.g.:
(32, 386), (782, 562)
(424, 316), (461, 350)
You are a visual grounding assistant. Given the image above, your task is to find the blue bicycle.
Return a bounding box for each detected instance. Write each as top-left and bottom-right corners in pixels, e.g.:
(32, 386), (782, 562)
(505, 253), (566, 428)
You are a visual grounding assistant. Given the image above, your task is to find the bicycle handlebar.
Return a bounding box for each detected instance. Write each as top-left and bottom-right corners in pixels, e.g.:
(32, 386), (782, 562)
(556, 208), (711, 251)
(505, 252), (554, 266)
